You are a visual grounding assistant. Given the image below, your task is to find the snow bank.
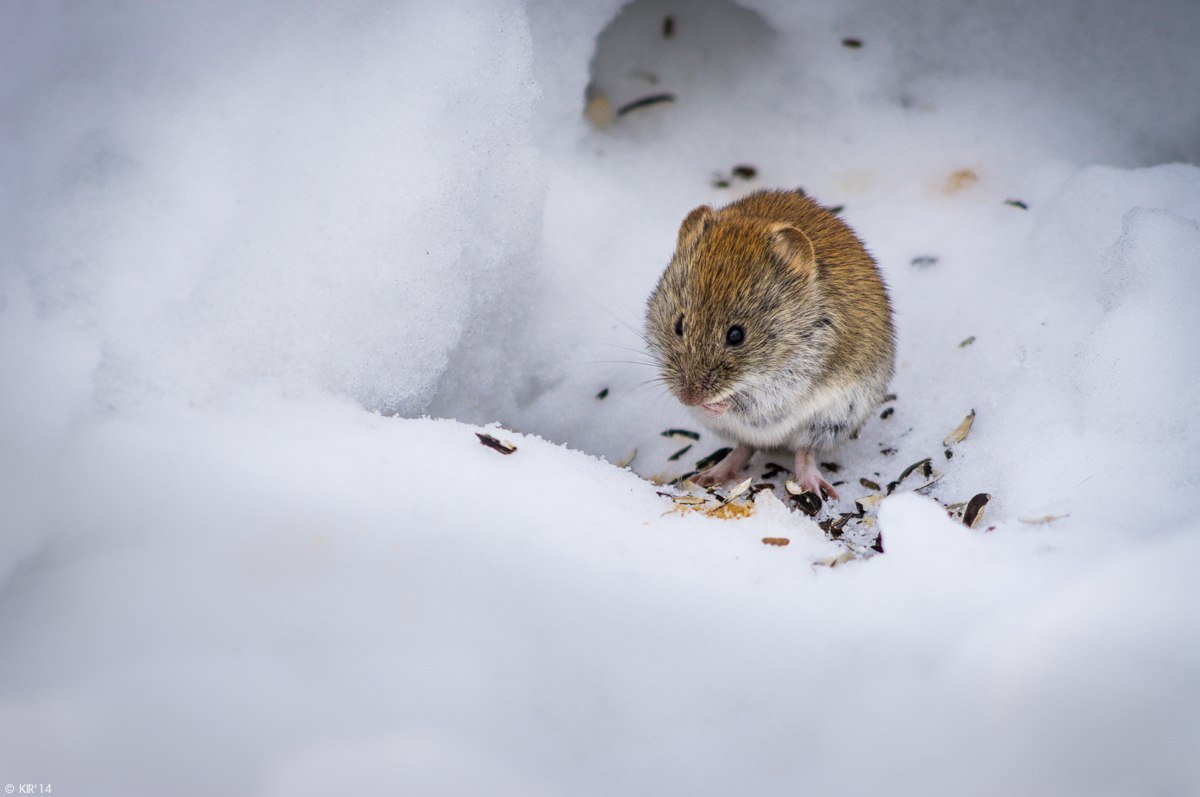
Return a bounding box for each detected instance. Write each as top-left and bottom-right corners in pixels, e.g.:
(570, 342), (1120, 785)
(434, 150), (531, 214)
(4, 0), (539, 421)
(2, 0), (1200, 794)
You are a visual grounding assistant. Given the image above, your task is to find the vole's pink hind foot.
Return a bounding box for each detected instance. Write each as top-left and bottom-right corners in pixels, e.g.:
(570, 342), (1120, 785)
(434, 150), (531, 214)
(694, 443), (755, 487)
(793, 448), (840, 501)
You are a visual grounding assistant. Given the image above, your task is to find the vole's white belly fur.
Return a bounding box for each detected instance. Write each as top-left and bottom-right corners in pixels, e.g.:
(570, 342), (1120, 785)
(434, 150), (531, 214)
(699, 376), (882, 452)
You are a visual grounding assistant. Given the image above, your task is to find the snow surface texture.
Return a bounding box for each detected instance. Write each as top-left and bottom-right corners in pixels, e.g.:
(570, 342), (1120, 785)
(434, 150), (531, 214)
(2, 0), (1199, 794)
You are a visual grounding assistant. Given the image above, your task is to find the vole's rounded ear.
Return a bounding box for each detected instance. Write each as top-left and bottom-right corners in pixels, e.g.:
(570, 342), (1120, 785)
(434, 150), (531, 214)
(676, 205), (714, 253)
(768, 223), (817, 277)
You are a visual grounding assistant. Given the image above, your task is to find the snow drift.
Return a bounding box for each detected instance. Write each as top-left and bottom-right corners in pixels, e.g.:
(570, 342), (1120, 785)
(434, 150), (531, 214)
(2, 0), (1199, 794)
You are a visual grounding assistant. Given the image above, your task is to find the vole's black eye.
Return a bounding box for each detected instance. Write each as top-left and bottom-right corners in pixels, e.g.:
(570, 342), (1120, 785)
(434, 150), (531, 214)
(674, 315), (684, 336)
(726, 325), (745, 346)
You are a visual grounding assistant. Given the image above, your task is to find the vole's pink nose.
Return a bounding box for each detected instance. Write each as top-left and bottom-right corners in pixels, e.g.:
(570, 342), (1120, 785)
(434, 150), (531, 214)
(680, 387), (702, 406)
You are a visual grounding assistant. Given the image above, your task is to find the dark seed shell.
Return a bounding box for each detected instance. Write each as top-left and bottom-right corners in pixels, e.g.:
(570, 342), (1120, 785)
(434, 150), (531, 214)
(963, 493), (991, 527)
(476, 433), (516, 455)
(897, 458), (933, 483)
(667, 444), (693, 462)
(694, 447), (733, 471)
(616, 93), (676, 116)
(792, 492), (822, 516)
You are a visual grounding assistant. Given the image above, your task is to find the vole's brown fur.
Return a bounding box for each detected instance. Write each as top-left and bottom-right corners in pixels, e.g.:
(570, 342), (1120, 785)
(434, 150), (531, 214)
(645, 189), (895, 497)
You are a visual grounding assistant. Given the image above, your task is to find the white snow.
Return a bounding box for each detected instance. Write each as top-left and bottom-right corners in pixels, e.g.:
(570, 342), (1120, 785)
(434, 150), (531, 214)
(2, 1), (1199, 794)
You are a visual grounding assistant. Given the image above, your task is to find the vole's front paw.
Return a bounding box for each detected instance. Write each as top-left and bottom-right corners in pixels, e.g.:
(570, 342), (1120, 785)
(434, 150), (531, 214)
(796, 475), (840, 502)
(695, 462), (741, 487)
(692, 443), (755, 487)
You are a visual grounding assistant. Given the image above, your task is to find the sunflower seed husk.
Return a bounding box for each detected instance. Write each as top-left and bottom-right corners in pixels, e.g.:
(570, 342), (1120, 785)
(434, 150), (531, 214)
(616, 93), (675, 116)
(695, 447), (733, 471)
(667, 444), (692, 461)
(963, 493), (991, 527)
(727, 477), (753, 499)
(476, 433), (517, 455)
(854, 493), (884, 514)
(1020, 514), (1069, 525)
(814, 550), (857, 568)
(943, 410), (976, 446)
(792, 492), (822, 516)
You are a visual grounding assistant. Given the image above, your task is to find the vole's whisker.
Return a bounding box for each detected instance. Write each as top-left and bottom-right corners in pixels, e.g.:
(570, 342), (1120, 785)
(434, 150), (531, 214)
(586, 359), (658, 368)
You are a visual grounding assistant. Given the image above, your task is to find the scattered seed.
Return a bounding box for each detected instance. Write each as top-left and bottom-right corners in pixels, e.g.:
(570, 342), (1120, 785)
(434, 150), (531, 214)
(814, 550), (857, 568)
(958, 335), (976, 348)
(911, 256), (939, 268)
(595, 387), (609, 400)
(732, 164), (757, 180)
(944, 448), (954, 460)
(662, 15), (675, 37)
(880, 447), (897, 456)
(831, 480), (846, 487)
(880, 407), (894, 420)
(841, 37), (863, 48)
(712, 177), (731, 188)
(667, 444), (693, 461)
(476, 432), (517, 455)
(963, 493), (991, 527)
(695, 447), (733, 471)
(615, 449), (638, 468)
(708, 502), (754, 519)
(745, 483), (774, 499)
(673, 495), (707, 506)
(871, 534), (885, 553)
(1005, 199), (1029, 210)
(886, 480), (898, 495)
(792, 492), (822, 516)
(784, 480), (805, 496)
(945, 169), (979, 193)
(943, 409), (976, 446)
(761, 462), (789, 479)
(1020, 514), (1069, 525)
(884, 393), (898, 402)
(897, 458), (931, 483)
(825, 204), (845, 214)
(855, 493), (884, 514)
(661, 428), (701, 440)
(762, 537), (790, 547)
(727, 477), (753, 499)
(617, 93), (676, 116)
(583, 89), (614, 129)
(820, 461), (841, 473)
(860, 477), (881, 491)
